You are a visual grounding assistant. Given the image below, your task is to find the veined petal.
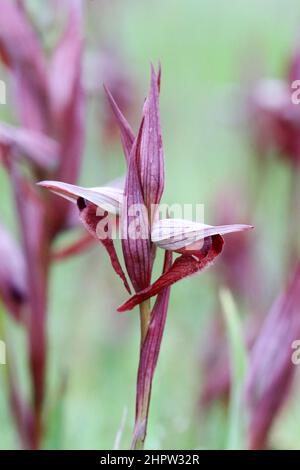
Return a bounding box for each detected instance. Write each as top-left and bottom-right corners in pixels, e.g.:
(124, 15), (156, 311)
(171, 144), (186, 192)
(118, 235), (223, 312)
(103, 64), (162, 167)
(38, 180), (123, 215)
(121, 120), (152, 292)
(152, 218), (253, 251)
(0, 123), (59, 171)
(103, 85), (135, 162)
(140, 64), (164, 214)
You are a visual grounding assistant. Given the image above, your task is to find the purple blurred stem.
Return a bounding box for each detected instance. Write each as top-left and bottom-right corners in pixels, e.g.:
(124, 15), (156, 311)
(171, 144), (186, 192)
(9, 162), (49, 449)
(287, 163), (300, 269)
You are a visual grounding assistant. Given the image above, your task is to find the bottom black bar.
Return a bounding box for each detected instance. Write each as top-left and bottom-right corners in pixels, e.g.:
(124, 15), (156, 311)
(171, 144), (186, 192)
(0, 449), (292, 465)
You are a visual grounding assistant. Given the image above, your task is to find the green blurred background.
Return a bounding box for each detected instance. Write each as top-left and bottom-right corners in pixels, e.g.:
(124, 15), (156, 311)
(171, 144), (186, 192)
(1, 0), (300, 449)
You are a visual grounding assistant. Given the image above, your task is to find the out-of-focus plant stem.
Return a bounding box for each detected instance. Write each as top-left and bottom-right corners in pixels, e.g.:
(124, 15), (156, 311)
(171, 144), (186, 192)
(0, 302), (32, 449)
(9, 162), (49, 449)
(287, 163), (300, 270)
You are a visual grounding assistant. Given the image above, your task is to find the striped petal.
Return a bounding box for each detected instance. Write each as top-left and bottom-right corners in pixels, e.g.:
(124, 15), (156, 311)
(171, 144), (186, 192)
(140, 64), (164, 213)
(38, 180), (123, 215)
(118, 235), (224, 312)
(121, 120), (152, 292)
(152, 218), (253, 251)
(103, 85), (135, 163)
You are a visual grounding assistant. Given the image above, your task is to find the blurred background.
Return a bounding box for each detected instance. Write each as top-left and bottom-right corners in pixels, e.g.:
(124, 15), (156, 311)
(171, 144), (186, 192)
(1, 0), (300, 450)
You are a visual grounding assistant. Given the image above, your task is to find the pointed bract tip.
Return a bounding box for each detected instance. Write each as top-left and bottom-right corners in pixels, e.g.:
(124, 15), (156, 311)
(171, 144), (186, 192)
(37, 180), (123, 214)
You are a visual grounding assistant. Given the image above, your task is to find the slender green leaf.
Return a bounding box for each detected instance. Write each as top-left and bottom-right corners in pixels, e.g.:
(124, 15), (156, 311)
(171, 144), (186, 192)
(219, 288), (248, 450)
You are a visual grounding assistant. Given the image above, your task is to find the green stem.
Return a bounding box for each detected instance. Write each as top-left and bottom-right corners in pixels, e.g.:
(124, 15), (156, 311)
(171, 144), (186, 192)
(131, 300), (151, 450)
(139, 300), (151, 346)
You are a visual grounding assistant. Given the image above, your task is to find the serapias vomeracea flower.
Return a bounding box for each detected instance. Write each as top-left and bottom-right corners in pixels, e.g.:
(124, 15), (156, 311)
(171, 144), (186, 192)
(0, 0), (85, 236)
(39, 64), (252, 449)
(0, 0), (85, 449)
(245, 263), (300, 450)
(248, 36), (300, 166)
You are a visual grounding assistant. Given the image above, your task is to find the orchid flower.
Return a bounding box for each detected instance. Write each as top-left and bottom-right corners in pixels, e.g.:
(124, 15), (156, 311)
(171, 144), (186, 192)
(0, 0), (85, 234)
(249, 78), (300, 165)
(245, 264), (300, 450)
(248, 34), (300, 168)
(247, 39), (300, 266)
(40, 64), (252, 449)
(0, 0), (84, 449)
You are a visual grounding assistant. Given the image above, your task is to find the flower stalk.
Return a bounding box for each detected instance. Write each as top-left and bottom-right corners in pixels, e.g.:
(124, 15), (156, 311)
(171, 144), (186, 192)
(134, 300), (153, 449)
(132, 251), (173, 450)
(139, 300), (151, 346)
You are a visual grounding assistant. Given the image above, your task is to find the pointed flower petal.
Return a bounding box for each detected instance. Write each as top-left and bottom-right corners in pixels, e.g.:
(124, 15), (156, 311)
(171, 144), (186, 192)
(140, 64), (164, 214)
(121, 121), (152, 292)
(118, 235), (223, 312)
(152, 218), (253, 251)
(120, 65), (165, 292)
(103, 85), (135, 162)
(38, 180), (123, 215)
